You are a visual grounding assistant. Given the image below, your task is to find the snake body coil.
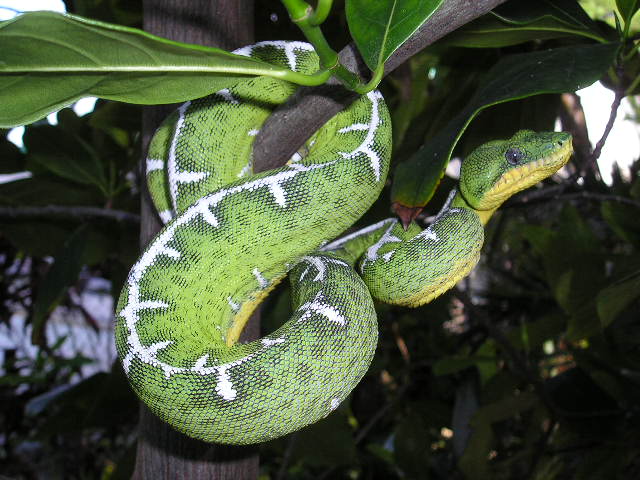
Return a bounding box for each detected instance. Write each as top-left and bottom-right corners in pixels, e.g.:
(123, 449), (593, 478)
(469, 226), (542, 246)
(115, 42), (573, 445)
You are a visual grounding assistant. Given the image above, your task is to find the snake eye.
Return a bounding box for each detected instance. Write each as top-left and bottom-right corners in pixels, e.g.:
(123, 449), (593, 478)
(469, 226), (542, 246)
(505, 148), (524, 166)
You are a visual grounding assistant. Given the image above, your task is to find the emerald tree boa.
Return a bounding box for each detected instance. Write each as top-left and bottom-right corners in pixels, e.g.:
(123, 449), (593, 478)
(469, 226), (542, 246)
(115, 41), (573, 444)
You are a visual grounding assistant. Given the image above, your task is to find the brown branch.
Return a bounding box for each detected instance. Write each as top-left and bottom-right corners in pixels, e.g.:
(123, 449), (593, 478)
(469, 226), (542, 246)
(0, 205), (140, 223)
(252, 0), (509, 172)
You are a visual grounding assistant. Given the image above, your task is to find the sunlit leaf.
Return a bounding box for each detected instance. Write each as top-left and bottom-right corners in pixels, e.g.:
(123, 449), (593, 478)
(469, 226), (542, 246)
(346, 0), (444, 70)
(0, 12), (305, 127)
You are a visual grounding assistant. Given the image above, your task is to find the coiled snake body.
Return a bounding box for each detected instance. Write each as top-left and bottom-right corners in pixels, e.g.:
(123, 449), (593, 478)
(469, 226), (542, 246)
(115, 42), (573, 445)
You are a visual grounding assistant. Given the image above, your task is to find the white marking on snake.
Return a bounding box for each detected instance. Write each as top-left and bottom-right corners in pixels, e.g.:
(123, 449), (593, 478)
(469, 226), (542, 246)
(158, 210), (173, 224)
(160, 246), (181, 260)
(418, 226), (438, 242)
(248, 129), (259, 136)
(330, 398), (341, 411)
(217, 88), (240, 104)
(300, 256), (348, 282)
(262, 337), (286, 347)
(338, 123), (369, 133)
(268, 182), (287, 207)
(197, 203), (219, 227)
(237, 162), (252, 178)
(290, 152), (302, 163)
(215, 366), (237, 400)
(321, 218), (396, 252)
(146, 158), (164, 172)
(338, 91), (384, 180)
(233, 40), (314, 71)
(173, 171), (210, 184)
(121, 143), (343, 378)
(363, 221), (401, 266)
(167, 102), (190, 212)
(252, 268), (269, 288)
(297, 292), (346, 326)
(382, 251), (395, 262)
(227, 296), (240, 312)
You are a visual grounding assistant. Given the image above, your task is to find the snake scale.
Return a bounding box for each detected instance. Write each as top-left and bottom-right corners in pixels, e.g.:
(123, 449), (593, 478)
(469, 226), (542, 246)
(115, 42), (573, 445)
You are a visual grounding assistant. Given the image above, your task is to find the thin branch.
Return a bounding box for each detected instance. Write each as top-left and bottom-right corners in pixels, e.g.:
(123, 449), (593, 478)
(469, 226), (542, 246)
(0, 205), (140, 224)
(585, 89), (625, 176)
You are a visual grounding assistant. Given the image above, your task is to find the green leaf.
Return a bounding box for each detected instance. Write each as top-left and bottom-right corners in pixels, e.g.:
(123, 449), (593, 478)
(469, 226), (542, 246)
(445, 0), (605, 48)
(23, 125), (108, 193)
(616, 0), (640, 34)
(31, 225), (89, 344)
(597, 270), (640, 327)
(346, 0), (445, 71)
(392, 42), (619, 208)
(0, 12), (319, 127)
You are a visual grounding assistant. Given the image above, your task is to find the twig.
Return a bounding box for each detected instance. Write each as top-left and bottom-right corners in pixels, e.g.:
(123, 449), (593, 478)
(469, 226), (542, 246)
(585, 89), (625, 176)
(0, 205), (140, 224)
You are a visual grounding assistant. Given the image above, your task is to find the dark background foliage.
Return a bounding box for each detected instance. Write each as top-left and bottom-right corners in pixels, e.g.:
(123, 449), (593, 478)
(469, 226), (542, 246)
(1, 0), (639, 478)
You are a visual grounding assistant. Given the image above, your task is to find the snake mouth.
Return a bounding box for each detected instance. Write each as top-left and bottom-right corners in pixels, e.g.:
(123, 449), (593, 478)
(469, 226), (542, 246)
(480, 137), (573, 209)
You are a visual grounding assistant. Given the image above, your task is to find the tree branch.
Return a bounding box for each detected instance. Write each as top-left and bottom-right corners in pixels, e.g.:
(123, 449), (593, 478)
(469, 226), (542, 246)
(0, 205), (140, 224)
(252, 0), (509, 172)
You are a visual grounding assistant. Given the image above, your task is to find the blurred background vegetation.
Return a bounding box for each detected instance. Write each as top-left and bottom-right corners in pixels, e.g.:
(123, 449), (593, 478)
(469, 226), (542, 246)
(1, 0), (639, 478)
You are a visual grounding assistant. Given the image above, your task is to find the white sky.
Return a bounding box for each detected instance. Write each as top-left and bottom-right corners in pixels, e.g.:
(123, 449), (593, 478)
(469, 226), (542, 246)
(0, 0), (65, 20)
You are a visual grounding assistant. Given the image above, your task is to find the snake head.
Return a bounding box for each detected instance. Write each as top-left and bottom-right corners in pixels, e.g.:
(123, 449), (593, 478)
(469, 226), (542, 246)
(459, 130), (573, 211)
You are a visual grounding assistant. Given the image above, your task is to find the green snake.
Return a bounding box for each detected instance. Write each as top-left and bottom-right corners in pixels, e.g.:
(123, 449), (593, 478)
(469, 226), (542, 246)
(115, 41), (573, 445)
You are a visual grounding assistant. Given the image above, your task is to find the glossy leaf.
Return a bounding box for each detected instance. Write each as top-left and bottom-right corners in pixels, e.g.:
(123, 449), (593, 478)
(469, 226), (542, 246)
(445, 0), (605, 48)
(346, 0), (444, 70)
(392, 42), (619, 208)
(0, 12), (310, 127)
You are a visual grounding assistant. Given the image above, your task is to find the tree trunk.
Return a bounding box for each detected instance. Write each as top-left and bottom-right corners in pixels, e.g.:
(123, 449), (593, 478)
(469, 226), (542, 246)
(133, 1), (258, 478)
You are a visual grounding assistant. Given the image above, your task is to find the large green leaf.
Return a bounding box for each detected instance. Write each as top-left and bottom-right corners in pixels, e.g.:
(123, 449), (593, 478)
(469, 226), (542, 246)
(391, 42), (619, 208)
(0, 12), (313, 127)
(345, 0), (444, 71)
(444, 0), (606, 48)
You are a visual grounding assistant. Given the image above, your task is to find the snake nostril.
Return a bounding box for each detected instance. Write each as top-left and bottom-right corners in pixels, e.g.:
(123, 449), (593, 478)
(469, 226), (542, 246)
(557, 140), (564, 146)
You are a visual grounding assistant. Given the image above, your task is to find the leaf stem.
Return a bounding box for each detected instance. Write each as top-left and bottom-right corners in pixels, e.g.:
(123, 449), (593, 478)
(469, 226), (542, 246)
(308, 0), (333, 26)
(282, 0), (363, 90)
(353, 64), (385, 94)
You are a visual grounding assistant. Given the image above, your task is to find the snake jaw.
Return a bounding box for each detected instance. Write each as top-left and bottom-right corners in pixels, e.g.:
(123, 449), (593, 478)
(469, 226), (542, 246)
(475, 135), (573, 210)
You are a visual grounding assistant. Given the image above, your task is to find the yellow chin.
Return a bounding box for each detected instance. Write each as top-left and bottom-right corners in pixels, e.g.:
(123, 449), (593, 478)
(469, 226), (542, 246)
(476, 139), (572, 210)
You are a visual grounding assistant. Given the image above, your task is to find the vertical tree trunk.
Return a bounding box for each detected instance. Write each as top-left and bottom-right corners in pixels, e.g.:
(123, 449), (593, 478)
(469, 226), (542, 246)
(133, 1), (258, 478)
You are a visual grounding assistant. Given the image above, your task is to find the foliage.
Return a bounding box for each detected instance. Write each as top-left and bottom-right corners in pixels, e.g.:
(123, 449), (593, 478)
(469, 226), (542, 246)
(1, 0), (640, 478)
